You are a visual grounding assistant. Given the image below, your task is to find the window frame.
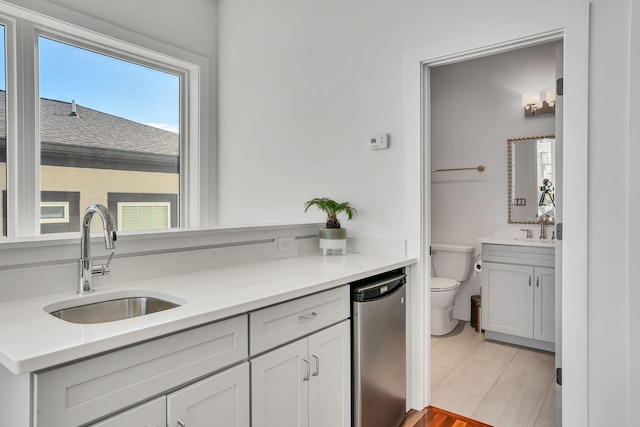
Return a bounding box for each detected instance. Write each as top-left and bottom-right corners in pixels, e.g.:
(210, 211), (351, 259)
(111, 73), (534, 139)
(1, 1), (206, 241)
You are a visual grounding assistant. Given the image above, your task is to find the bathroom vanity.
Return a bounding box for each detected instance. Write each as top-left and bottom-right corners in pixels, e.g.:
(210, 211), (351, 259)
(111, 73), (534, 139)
(479, 238), (555, 352)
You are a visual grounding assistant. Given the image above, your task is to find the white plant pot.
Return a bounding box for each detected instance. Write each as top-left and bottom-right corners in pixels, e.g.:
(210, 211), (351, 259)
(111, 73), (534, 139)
(319, 228), (347, 255)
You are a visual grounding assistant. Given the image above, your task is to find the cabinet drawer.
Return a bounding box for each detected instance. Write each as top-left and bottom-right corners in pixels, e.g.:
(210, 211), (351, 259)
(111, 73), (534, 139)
(35, 315), (248, 427)
(482, 243), (555, 267)
(88, 396), (166, 427)
(249, 286), (349, 355)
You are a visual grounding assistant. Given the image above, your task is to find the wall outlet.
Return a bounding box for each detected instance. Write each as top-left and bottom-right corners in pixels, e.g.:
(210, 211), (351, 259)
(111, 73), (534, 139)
(276, 236), (296, 258)
(369, 133), (389, 150)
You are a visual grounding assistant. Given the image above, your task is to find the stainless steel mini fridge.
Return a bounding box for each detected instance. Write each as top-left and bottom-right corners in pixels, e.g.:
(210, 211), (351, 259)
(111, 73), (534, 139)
(352, 269), (406, 427)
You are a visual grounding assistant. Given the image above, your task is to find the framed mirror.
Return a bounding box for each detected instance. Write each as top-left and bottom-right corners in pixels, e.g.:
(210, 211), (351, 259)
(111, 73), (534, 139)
(507, 135), (556, 224)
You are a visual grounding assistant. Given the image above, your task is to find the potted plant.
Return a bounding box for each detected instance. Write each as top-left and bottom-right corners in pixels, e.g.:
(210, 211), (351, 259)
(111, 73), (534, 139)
(304, 197), (357, 255)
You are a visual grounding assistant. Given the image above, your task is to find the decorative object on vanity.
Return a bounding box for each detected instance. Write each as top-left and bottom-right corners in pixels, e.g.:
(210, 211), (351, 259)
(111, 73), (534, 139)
(304, 197), (357, 255)
(507, 135), (556, 225)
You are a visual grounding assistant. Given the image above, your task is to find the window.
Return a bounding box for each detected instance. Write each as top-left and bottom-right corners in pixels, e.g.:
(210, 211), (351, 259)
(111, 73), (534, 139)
(118, 202), (171, 231)
(108, 192), (178, 231)
(38, 37), (180, 235)
(40, 202), (69, 224)
(0, 3), (203, 240)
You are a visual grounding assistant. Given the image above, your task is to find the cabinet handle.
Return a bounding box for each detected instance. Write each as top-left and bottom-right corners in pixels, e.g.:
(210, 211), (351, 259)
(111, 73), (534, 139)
(536, 276), (540, 288)
(177, 419), (186, 427)
(303, 357), (310, 381)
(312, 353), (320, 376)
(299, 312), (318, 320)
(528, 275), (532, 287)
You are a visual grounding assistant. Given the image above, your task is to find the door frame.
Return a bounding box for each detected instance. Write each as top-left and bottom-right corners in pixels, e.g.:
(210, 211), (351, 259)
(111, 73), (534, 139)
(404, 4), (590, 425)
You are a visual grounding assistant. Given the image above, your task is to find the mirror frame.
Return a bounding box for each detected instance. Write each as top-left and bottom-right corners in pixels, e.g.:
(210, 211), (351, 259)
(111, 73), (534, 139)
(507, 135), (556, 225)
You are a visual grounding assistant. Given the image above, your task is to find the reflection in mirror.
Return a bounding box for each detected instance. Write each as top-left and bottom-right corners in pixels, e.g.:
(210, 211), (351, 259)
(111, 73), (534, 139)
(507, 136), (555, 225)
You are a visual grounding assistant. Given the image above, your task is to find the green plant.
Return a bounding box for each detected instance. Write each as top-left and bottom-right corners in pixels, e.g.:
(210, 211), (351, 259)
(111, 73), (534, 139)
(304, 197), (358, 229)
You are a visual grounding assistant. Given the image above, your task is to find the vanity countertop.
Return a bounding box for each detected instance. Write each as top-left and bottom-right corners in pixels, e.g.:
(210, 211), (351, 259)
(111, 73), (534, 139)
(477, 235), (556, 247)
(0, 253), (415, 375)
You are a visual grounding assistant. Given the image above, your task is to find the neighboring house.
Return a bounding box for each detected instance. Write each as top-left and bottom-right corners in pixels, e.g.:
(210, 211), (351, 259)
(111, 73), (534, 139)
(0, 91), (180, 235)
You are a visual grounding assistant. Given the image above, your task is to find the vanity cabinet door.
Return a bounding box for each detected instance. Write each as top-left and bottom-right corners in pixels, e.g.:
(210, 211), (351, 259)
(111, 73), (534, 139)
(482, 262), (534, 339)
(533, 267), (555, 343)
(167, 362), (250, 427)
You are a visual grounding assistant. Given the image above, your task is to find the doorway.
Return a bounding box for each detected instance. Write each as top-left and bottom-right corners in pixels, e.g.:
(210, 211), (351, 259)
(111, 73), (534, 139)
(427, 41), (560, 425)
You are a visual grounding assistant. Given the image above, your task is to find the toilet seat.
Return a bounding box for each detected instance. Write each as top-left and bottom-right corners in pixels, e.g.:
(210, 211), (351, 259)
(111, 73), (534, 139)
(431, 277), (459, 292)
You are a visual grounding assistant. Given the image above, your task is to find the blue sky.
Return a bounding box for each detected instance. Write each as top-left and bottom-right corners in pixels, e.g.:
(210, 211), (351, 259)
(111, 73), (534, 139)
(0, 30), (180, 133)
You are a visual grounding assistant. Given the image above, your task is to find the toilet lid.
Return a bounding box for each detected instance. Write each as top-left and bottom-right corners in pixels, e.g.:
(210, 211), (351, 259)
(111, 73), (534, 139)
(431, 277), (459, 291)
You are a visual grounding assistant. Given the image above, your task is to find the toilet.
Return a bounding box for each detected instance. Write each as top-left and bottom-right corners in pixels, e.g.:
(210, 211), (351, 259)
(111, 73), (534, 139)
(430, 243), (475, 336)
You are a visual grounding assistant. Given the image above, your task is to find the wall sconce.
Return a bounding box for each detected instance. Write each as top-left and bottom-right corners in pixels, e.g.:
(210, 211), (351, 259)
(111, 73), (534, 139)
(522, 90), (556, 117)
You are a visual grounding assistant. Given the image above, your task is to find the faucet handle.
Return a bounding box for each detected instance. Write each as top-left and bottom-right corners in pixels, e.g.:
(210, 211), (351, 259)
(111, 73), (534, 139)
(92, 252), (115, 276)
(520, 228), (532, 239)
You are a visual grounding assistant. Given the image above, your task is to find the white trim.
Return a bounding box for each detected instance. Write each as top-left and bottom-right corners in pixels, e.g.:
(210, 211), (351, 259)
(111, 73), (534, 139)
(406, 4), (590, 424)
(0, 222), (325, 269)
(0, 0), (208, 239)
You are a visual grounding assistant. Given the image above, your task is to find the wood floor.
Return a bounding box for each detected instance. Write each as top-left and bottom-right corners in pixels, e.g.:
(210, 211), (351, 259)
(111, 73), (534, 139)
(402, 406), (493, 427)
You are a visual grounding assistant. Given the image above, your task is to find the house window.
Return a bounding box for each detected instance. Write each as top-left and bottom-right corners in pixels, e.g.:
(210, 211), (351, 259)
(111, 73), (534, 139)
(118, 202), (171, 231)
(0, 2), (203, 240)
(38, 36), (180, 235)
(40, 202), (69, 224)
(108, 192), (178, 232)
(40, 191), (80, 234)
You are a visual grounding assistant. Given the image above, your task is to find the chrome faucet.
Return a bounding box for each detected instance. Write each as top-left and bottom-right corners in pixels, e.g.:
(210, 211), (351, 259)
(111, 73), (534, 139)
(79, 204), (117, 295)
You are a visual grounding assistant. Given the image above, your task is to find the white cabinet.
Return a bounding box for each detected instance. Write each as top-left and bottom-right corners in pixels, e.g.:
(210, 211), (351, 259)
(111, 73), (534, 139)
(251, 320), (351, 427)
(91, 363), (250, 427)
(36, 315), (249, 427)
(89, 396), (166, 427)
(250, 285), (351, 427)
(481, 244), (555, 351)
(167, 362), (250, 427)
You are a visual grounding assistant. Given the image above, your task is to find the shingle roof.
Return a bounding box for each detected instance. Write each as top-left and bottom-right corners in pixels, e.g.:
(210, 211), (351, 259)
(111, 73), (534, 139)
(0, 90), (179, 156)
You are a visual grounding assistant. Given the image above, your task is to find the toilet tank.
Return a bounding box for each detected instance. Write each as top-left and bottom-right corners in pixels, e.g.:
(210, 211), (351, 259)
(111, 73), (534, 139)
(431, 243), (475, 281)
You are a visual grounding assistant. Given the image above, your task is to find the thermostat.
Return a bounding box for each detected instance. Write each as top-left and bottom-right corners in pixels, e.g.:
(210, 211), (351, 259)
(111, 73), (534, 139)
(369, 133), (389, 150)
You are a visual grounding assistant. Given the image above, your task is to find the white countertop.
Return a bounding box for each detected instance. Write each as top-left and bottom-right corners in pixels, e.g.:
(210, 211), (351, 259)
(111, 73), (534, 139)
(477, 235), (556, 247)
(0, 253), (415, 375)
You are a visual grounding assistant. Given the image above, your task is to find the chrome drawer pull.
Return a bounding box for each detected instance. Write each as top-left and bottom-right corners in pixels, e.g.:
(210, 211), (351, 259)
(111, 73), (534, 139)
(303, 357), (310, 380)
(178, 419), (186, 427)
(536, 276), (540, 288)
(528, 275), (532, 287)
(299, 312), (318, 320)
(312, 353), (320, 376)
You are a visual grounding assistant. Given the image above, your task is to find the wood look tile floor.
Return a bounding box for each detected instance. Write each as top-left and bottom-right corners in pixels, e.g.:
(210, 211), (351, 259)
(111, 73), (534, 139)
(425, 322), (556, 427)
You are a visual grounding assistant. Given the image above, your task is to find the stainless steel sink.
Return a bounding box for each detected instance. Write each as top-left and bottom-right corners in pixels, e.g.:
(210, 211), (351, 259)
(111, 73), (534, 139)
(47, 293), (183, 324)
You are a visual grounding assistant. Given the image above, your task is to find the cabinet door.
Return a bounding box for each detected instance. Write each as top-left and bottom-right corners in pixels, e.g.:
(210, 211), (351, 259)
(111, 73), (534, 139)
(167, 362), (250, 427)
(482, 263), (534, 338)
(308, 321), (351, 427)
(88, 396), (166, 427)
(534, 267), (555, 343)
(251, 339), (309, 427)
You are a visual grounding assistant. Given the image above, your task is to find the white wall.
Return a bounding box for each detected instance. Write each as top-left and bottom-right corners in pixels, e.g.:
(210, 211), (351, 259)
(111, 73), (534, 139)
(430, 43), (556, 320)
(217, 0), (635, 424)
